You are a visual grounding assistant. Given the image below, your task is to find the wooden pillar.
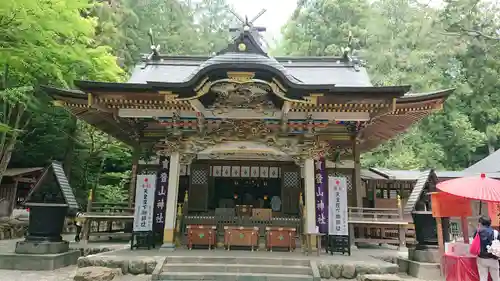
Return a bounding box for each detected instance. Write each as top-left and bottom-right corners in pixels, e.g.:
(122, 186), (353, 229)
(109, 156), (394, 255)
(461, 216), (469, 243)
(304, 159), (318, 249)
(351, 138), (362, 249)
(162, 152), (180, 249)
(128, 146), (140, 208)
(304, 158), (316, 234)
(352, 138), (362, 208)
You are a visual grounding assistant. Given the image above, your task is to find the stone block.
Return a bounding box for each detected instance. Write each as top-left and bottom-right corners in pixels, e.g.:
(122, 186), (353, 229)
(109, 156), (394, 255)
(357, 274), (402, 281)
(74, 266), (122, 281)
(342, 264), (357, 279)
(15, 240), (69, 254)
(410, 248), (440, 263)
(0, 250), (80, 270)
(329, 264), (342, 278)
(397, 257), (441, 280)
(317, 262), (331, 278)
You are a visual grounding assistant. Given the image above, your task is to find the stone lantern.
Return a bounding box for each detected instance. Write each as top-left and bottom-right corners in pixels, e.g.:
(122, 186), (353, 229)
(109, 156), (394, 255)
(9, 161), (81, 270)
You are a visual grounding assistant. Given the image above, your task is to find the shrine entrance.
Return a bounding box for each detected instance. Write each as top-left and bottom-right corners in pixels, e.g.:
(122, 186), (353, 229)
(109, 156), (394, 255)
(185, 160), (303, 216)
(177, 142), (305, 249)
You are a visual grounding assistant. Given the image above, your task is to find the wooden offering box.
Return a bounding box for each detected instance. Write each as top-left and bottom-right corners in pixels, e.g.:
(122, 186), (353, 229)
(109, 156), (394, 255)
(265, 227), (296, 252)
(224, 226), (259, 251)
(236, 205), (253, 217)
(186, 225), (216, 250)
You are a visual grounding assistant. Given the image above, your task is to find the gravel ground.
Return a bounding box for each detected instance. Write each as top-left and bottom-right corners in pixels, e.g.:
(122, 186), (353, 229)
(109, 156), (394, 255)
(0, 266), (151, 281)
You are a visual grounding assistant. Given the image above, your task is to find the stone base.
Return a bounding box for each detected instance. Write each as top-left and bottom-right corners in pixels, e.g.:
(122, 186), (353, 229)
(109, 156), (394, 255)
(160, 243), (175, 251)
(408, 248), (440, 263)
(15, 240), (69, 254)
(397, 257), (441, 280)
(0, 250), (80, 270)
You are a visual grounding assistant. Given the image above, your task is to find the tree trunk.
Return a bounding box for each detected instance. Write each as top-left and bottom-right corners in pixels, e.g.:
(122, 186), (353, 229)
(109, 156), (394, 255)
(0, 104), (25, 185)
(63, 116), (78, 180)
(0, 133), (18, 185)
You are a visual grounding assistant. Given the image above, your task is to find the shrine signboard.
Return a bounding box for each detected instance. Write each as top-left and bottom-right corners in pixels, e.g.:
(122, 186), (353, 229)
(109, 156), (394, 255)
(133, 175), (156, 232)
(327, 176), (350, 255)
(328, 177), (348, 236)
(153, 156), (169, 242)
(314, 158), (328, 233)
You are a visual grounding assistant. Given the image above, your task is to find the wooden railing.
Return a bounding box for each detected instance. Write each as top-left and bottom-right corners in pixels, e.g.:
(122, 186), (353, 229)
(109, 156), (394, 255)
(80, 201), (134, 242)
(89, 202), (134, 214)
(347, 206), (414, 248)
(348, 207), (404, 222)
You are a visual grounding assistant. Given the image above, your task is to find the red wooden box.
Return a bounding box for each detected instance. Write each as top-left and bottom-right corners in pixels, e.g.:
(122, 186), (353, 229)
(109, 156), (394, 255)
(265, 227), (296, 252)
(224, 226), (259, 251)
(186, 225), (216, 250)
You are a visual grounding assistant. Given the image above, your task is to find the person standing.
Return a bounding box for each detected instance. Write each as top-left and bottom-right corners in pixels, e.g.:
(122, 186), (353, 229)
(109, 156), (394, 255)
(74, 211), (84, 242)
(475, 216), (499, 281)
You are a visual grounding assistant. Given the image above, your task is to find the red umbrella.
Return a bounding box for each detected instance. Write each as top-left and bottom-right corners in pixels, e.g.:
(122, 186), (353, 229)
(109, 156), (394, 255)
(437, 173), (500, 202)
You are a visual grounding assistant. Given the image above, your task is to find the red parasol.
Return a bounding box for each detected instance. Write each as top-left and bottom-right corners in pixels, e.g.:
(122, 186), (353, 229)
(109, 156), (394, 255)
(437, 173), (500, 202)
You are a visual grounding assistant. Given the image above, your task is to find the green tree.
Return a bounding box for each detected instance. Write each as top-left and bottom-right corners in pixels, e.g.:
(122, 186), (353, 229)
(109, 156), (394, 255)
(0, 0), (123, 185)
(278, 0), (371, 56)
(277, 0), (492, 170)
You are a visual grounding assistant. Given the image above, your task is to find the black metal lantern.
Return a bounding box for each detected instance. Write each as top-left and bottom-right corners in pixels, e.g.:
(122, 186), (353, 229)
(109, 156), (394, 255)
(25, 205), (68, 242)
(22, 162), (79, 243)
(412, 212), (450, 249)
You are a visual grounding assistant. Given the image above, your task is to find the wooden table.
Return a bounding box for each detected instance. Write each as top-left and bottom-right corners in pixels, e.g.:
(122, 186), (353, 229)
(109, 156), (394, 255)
(303, 233), (325, 256)
(265, 227), (296, 252)
(186, 225), (216, 250)
(224, 226), (259, 251)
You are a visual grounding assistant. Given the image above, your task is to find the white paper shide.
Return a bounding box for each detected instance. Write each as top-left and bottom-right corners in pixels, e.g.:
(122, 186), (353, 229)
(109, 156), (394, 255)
(133, 174), (156, 232)
(328, 176), (349, 236)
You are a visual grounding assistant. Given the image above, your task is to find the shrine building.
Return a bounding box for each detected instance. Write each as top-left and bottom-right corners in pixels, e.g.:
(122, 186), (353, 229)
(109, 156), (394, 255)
(43, 19), (452, 249)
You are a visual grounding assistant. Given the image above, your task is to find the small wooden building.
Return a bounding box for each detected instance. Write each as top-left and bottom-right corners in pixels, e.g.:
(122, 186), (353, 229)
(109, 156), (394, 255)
(0, 167), (44, 217)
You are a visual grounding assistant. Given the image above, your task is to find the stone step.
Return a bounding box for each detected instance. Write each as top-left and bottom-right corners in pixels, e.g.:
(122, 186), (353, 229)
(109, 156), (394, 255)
(163, 263), (312, 275)
(165, 256), (310, 267)
(357, 274), (403, 281)
(156, 272), (315, 281)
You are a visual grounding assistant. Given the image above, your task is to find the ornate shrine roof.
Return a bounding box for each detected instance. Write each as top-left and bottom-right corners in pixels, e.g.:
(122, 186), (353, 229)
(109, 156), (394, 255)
(42, 14), (453, 154)
(128, 54), (373, 87)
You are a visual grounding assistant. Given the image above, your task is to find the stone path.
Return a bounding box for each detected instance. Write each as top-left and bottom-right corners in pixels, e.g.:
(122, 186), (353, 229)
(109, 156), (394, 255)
(0, 266), (151, 281)
(0, 234), (129, 253)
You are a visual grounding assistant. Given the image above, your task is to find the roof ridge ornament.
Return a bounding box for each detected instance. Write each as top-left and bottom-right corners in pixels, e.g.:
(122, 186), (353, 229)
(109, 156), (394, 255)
(220, 8), (269, 55)
(229, 8), (267, 36)
(341, 31), (365, 72)
(146, 28), (161, 61)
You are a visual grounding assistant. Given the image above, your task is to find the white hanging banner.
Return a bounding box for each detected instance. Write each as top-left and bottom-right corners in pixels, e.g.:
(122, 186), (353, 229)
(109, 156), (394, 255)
(133, 174), (157, 232)
(328, 176), (349, 236)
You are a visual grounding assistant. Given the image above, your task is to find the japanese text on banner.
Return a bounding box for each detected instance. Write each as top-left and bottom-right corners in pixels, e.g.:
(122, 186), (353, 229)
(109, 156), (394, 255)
(328, 176), (348, 236)
(314, 158), (328, 233)
(133, 174), (156, 232)
(153, 156), (169, 235)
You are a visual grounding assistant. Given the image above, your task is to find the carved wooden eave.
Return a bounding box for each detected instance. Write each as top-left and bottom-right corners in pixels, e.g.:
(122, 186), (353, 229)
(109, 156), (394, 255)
(357, 89), (453, 152)
(40, 86), (141, 146)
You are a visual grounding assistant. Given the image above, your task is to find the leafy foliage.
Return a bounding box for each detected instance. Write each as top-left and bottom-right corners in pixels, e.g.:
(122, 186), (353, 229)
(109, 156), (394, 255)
(1, 0), (235, 204)
(277, 0), (500, 171)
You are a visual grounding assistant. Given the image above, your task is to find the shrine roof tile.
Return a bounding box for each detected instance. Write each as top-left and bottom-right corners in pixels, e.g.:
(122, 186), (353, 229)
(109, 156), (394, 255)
(367, 168), (500, 181)
(129, 54), (372, 87)
(463, 149), (500, 174)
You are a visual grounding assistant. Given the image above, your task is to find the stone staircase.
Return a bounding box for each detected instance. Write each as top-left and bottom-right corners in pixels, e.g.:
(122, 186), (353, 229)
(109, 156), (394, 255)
(155, 256), (317, 281)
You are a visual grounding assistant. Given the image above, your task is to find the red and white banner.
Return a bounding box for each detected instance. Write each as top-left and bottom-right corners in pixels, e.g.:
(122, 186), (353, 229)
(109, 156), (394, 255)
(133, 174), (156, 232)
(328, 176), (349, 236)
